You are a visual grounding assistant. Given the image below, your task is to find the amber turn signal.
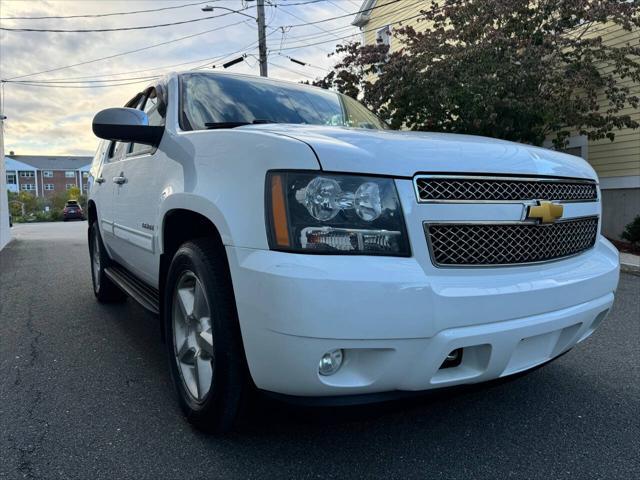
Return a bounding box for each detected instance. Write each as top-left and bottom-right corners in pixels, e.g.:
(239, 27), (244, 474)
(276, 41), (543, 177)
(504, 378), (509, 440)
(269, 173), (291, 247)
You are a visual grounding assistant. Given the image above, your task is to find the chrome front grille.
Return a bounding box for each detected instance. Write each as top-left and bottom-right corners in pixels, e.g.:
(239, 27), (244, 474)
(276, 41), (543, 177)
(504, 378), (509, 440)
(425, 217), (599, 267)
(415, 176), (597, 202)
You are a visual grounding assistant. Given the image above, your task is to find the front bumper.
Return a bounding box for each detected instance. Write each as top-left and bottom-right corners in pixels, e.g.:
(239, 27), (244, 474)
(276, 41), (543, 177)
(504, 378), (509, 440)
(226, 237), (619, 397)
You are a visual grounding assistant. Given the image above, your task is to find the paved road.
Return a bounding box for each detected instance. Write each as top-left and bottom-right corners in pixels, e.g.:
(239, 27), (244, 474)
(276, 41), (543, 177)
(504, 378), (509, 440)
(1, 222), (639, 479)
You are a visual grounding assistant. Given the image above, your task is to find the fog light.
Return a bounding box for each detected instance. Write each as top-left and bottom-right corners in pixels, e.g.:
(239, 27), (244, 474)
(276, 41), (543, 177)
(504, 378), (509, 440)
(318, 349), (344, 376)
(446, 350), (460, 362)
(439, 348), (463, 369)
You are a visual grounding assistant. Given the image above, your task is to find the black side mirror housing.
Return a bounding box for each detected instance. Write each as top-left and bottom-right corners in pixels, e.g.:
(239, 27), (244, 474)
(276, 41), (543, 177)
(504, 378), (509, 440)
(92, 107), (163, 147)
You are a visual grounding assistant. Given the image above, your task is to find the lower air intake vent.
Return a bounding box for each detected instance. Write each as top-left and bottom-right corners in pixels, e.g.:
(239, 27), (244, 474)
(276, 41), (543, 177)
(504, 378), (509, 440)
(425, 217), (598, 267)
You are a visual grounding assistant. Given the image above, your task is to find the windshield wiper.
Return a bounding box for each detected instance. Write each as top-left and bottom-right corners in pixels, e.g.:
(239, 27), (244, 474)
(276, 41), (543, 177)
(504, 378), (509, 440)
(204, 119), (277, 129)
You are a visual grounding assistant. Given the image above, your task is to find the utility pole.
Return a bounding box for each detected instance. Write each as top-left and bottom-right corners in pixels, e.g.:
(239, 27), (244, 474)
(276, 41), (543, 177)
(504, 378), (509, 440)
(0, 111), (12, 250)
(202, 2), (268, 77)
(256, 0), (268, 77)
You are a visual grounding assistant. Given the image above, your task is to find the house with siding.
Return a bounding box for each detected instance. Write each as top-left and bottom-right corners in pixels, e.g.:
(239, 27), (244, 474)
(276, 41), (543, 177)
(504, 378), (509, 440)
(352, 0), (639, 239)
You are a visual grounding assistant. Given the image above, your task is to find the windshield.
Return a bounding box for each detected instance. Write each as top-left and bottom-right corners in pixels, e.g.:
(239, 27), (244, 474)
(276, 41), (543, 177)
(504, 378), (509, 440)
(180, 73), (387, 131)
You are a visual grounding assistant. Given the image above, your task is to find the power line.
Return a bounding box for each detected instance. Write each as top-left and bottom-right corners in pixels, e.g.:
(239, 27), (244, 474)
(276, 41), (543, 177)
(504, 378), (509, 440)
(270, 0), (329, 6)
(272, 11), (427, 52)
(188, 27), (280, 71)
(0, 1), (212, 20)
(0, 7), (253, 33)
(3, 79), (158, 89)
(3, 27), (293, 86)
(273, 0), (403, 29)
(275, 0), (422, 42)
(4, 74), (163, 85)
(325, 0), (353, 14)
(3, 0), (424, 85)
(33, 55), (238, 82)
(275, 53), (330, 71)
(2, 40), (264, 86)
(268, 0), (344, 41)
(267, 61), (317, 79)
(4, 20), (251, 80)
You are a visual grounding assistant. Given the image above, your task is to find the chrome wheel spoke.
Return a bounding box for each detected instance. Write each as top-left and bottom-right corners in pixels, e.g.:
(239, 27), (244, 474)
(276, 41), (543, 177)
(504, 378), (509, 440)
(193, 282), (208, 319)
(199, 326), (214, 357)
(176, 338), (194, 364)
(194, 351), (213, 400)
(176, 286), (195, 321)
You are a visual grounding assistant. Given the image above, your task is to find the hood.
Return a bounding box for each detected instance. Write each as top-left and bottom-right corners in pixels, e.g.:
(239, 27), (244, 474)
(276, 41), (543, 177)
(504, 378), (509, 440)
(245, 124), (597, 180)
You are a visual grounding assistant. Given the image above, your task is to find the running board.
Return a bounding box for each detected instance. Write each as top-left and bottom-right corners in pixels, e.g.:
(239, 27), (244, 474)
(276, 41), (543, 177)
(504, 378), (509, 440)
(104, 265), (160, 315)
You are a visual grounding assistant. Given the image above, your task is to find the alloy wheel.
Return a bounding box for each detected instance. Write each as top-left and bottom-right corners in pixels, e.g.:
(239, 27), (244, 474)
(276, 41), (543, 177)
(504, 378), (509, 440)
(92, 229), (101, 291)
(172, 271), (214, 403)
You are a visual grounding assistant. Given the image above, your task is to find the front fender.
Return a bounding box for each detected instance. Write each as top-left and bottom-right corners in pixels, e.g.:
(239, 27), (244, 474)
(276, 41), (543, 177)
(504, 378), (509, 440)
(157, 193), (233, 254)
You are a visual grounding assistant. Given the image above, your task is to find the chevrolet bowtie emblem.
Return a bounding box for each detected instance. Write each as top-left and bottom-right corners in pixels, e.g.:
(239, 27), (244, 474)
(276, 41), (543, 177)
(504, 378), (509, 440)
(527, 201), (564, 224)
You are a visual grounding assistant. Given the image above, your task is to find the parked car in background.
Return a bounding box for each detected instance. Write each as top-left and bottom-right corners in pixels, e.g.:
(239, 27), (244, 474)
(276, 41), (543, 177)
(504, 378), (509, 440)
(63, 200), (84, 221)
(87, 72), (619, 433)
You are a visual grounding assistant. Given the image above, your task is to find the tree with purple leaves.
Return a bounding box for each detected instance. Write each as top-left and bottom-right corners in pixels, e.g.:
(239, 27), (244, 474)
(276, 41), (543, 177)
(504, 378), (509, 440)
(315, 0), (639, 147)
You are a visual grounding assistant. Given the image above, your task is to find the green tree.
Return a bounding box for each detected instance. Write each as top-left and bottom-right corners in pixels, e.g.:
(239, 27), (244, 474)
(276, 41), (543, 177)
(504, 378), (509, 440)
(316, 0), (639, 146)
(67, 186), (81, 200)
(7, 191), (41, 217)
(621, 215), (640, 246)
(7, 191), (24, 217)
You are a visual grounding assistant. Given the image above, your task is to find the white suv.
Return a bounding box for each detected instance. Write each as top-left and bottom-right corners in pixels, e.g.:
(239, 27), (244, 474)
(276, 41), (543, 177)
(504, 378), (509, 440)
(88, 72), (619, 432)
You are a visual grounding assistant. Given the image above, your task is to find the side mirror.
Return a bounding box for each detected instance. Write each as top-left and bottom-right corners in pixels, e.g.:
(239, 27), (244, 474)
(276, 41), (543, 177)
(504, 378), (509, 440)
(92, 107), (163, 147)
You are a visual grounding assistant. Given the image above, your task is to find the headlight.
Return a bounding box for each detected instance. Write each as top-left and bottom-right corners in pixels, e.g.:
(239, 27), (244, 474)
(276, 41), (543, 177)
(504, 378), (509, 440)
(266, 171), (410, 256)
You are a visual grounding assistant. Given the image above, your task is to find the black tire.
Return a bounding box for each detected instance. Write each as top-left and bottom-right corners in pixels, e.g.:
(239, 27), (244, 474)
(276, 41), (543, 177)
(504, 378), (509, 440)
(89, 221), (126, 303)
(164, 239), (249, 433)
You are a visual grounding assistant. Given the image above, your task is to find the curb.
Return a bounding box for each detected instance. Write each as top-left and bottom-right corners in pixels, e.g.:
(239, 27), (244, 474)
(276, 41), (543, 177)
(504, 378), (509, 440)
(620, 262), (640, 275)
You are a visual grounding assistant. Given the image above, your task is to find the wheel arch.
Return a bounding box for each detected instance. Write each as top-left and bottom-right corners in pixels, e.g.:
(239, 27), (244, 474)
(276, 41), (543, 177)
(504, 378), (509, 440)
(158, 202), (231, 342)
(87, 199), (98, 224)
(87, 200), (98, 244)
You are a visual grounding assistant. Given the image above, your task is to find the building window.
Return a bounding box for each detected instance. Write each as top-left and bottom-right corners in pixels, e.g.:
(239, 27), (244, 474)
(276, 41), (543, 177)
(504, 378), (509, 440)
(544, 135), (588, 160)
(376, 25), (392, 47)
(6, 173), (17, 184)
(82, 171), (89, 178)
(66, 184), (76, 190)
(19, 171), (35, 178)
(21, 184), (36, 191)
(43, 170), (54, 178)
(44, 184), (55, 191)
(65, 171), (75, 178)
(559, 146), (583, 157)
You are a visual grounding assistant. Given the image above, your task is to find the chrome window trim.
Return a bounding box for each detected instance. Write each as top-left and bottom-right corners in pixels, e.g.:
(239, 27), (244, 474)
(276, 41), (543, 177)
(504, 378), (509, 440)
(423, 215), (599, 268)
(413, 174), (599, 204)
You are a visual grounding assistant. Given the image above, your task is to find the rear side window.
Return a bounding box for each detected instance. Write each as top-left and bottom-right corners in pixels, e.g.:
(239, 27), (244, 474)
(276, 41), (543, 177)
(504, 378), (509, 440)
(106, 141), (128, 163)
(130, 88), (165, 156)
(90, 140), (110, 178)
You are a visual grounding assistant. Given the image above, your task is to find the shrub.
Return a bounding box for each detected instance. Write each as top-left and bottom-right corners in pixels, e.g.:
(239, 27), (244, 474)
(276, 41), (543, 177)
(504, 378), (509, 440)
(621, 216), (640, 246)
(48, 210), (64, 222)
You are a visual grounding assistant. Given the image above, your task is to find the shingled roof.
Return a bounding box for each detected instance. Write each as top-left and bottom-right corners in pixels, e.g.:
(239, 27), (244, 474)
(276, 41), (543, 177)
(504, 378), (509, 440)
(6, 155), (91, 171)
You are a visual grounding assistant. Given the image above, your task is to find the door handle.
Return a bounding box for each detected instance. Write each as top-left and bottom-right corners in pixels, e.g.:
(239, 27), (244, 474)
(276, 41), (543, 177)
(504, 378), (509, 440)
(95, 177), (105, 184)
(113, 175), (127, 185)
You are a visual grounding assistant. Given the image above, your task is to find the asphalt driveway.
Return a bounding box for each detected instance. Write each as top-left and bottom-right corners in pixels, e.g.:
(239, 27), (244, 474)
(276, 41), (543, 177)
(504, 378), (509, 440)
(1, 222), (639, 479)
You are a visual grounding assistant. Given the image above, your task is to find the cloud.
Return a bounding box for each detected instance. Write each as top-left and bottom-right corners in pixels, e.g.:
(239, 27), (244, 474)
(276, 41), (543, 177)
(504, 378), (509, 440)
(1, 0), (360, 155)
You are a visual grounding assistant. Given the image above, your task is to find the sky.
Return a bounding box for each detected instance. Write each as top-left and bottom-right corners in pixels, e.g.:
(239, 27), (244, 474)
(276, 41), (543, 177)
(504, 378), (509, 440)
(0, 0), (365, 156)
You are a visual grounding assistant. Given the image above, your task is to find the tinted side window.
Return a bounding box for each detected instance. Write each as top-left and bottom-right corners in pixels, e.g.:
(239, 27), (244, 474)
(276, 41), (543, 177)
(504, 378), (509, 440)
(90, 140), (109, 177)
(130, 89), (165, 155)
(106, 141), (128, 163)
